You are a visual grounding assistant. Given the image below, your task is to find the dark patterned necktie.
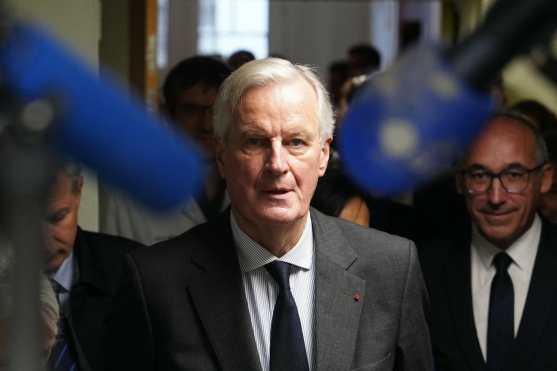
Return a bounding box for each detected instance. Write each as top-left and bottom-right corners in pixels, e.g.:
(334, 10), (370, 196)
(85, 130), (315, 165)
(48, 280), (79, 371)
(487, 252), (514, 371)
(265, 261), (309, 371)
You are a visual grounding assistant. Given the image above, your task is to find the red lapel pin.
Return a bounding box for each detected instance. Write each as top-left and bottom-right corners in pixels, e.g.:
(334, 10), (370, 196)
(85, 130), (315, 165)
(353, 292), (361, 302)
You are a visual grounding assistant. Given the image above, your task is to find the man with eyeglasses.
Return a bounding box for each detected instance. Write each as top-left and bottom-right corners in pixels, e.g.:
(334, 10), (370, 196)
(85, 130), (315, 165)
(419, 111), (557, 371)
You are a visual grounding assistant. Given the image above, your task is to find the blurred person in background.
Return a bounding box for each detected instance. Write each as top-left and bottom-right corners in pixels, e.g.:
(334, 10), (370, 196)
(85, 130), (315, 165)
(311, 158), (370, 227)
(347, 43), (381, 77)
(327, 60), (350, 110)
(45, 162), (141, 371)
(227, 49), (255, 71)
(100, 56), (231, 245)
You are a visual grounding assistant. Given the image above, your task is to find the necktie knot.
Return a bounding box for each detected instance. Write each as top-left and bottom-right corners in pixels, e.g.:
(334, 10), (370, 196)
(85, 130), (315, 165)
(265, 261), (291, 290)
(49, 279), (64, 294)
(492, 252), (513, 273)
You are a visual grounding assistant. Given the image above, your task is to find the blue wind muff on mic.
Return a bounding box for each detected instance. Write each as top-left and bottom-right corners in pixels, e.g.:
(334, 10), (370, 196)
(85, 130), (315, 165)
(0, 23), (204, 209)
(339, 46), (493, 196)
(340, 0), (556, 196)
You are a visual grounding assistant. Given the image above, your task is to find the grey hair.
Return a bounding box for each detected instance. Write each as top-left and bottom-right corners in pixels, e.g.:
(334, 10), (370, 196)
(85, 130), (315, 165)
(213, 58), (335, 145)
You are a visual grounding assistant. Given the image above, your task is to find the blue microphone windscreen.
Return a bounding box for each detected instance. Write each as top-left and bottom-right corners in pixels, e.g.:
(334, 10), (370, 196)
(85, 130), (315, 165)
(0, 24), (204, 210)
(339, 45), (494, 196)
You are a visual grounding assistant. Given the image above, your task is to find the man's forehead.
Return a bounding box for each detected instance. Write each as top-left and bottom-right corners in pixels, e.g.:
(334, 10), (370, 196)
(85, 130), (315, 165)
(464, 117), (538, 166)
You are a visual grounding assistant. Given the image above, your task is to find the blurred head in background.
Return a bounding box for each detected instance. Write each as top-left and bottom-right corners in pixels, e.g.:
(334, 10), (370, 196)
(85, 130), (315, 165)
(162, 56), (231, 160)
(43, 163), (83, 274)
(227, 50), (255, 71)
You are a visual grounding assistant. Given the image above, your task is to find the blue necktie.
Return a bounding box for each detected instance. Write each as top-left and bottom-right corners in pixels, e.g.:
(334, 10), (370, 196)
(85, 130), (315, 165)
(487, 252), (514, 371)
(48, 281), (79, 371)
(265, 261), (309, 371)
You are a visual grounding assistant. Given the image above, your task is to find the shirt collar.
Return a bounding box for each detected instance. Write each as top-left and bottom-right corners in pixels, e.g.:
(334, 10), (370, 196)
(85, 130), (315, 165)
(232, 212), (314, 273)
(50, 250), (76, 293)
(472, 214), (542, 272)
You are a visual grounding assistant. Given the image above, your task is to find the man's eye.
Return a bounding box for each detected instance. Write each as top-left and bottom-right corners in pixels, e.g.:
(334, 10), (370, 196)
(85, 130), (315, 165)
(504, 170), (526, 179)
(469, 172), (490, 181)
(245, 137), (265, 147)
(287, 138), (306, 147)
(45, 210), (68, 224)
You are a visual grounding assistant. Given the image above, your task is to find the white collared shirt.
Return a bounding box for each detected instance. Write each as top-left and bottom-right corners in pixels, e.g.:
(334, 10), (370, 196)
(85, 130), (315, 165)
(232, 212), (315, 371)
(471, 215), (541, 360)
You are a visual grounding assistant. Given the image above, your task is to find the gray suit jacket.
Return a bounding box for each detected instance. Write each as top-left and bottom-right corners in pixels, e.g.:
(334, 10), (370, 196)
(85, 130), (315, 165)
(106, 208), (432, 371)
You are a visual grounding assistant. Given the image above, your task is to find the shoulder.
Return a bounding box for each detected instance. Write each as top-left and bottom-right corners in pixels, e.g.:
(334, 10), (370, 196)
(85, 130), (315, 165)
(76, 229), (143, 270)
(541, 218), (557, 242)
(75, 229), (145, 290)
(417, 233), (465, 266)
(128, 215), (228, 276)
(313, 208), (413, 254)
(80, 229), (143, 251)
(312, 209), (416, 280)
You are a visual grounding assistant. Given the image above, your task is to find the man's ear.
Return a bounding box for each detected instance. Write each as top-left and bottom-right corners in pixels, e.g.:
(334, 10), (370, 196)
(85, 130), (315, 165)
(540, 162), (554, 194)
(318, 137), (332, 176)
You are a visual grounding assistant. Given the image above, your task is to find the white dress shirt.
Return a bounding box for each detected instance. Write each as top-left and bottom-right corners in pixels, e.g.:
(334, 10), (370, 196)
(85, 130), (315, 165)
(99, 186), (229, 245)
(232, 212), (315, 371)
(471, 214), (541, 360)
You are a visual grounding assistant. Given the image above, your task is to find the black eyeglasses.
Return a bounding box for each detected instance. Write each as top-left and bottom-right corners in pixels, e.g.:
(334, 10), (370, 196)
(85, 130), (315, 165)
(461, 163), (545, 194)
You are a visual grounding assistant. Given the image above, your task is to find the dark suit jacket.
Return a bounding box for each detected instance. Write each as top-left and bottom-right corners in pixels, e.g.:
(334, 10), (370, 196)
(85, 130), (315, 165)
(69, 228), (141, 371)
(106, 208), (432, 371)
(419, 220), (557, 371)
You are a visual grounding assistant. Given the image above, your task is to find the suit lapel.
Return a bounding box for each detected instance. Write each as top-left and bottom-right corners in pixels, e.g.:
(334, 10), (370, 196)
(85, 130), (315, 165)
(311, 210), (365, 371)
(511, 221), (557, 370)
(446, 236), (487, 371)
(187, 212), (262, 371)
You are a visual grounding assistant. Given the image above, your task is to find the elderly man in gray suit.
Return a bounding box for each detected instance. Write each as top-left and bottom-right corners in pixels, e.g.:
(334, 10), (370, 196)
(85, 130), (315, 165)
(106, 58), (432, 371)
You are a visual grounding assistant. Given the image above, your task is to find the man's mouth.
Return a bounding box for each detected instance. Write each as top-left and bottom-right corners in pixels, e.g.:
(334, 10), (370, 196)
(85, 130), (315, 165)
(262, 187), (292, 196)
(482, 210), (515, 223)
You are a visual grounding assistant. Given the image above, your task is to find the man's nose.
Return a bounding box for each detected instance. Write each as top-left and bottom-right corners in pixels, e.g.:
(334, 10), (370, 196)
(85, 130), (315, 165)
(265, 141), (288, 175)
(487, 177), (506, 205)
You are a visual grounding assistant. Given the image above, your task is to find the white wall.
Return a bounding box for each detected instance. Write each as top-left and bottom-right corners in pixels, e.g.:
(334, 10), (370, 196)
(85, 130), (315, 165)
(160, 0), (199, 79)
(9, 0), (101, 231)
(269, 1), (373, 78)
(369, 1), (399, 69)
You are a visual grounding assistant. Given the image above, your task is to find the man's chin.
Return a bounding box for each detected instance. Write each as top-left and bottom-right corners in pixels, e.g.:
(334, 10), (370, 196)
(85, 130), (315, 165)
(256, 207), (306, 225)
(479, 226), (517, 249)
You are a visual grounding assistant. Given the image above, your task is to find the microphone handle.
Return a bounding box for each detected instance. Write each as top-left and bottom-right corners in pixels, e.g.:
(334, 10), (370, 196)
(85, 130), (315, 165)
(448, 0), (557, 91)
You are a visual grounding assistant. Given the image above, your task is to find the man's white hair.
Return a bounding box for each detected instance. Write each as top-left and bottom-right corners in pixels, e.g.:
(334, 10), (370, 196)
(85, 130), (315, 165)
(213, 58), (334, 145)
